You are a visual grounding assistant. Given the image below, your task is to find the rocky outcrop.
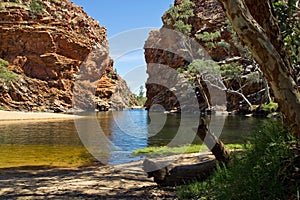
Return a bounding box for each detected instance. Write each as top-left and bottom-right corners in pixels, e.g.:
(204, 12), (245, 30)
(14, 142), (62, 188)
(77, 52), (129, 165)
(0, 0), (135, 112)
(144, 0), (268, 113)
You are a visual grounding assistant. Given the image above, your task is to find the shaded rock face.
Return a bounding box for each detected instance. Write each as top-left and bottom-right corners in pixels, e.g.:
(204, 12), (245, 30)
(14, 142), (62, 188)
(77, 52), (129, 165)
(144, 0), (268, 113)
(0, 0), (134, 111)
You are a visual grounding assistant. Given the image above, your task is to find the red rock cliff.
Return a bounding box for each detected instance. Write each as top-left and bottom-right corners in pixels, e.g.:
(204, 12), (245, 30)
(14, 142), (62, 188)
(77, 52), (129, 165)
(0, 0), (135, 112)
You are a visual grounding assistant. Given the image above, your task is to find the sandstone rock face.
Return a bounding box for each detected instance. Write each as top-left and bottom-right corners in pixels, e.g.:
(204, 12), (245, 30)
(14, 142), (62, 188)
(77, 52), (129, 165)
(144, 0), (268, 113)
(0, 0), (135, 112)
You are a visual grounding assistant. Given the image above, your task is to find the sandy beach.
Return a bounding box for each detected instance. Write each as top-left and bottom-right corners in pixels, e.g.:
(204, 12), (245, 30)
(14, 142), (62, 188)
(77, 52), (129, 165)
(0, 153), (213, 199)
(0, 162), (176, 199)
(0, 110), (176, 199)
(0, 110), (78, 122)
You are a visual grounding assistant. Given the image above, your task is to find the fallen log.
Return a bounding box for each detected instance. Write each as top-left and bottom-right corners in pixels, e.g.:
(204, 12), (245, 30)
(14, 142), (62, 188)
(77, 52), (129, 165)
(143, 118), (232, 186)
(143, 157), (216, 186)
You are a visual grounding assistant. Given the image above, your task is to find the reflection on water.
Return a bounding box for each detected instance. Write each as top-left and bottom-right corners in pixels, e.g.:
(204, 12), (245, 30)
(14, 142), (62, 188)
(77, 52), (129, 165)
(0, 120), (82, 145)
(0, 110), (266, 167)
(149, 114), (266, 146)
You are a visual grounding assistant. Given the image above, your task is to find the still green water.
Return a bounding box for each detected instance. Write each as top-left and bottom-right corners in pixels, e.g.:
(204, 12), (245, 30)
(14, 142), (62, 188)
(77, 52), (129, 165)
(0, 110), (265, 168)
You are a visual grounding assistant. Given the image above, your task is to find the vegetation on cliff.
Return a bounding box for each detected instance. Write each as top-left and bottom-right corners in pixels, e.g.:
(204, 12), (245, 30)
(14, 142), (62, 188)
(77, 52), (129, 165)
(144, 0), (270, 113)
(0, 58), (17, 83)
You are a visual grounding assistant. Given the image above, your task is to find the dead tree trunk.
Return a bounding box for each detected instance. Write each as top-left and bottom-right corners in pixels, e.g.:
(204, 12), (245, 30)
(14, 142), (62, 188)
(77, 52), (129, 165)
(143, 118), (231, 186)
(197, 118), (231, 165)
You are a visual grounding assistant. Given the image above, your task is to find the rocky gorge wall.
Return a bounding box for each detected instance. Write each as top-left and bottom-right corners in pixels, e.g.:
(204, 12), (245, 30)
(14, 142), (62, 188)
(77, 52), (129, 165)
(0, 0), (135, 112)
(144, 0), (269, 113)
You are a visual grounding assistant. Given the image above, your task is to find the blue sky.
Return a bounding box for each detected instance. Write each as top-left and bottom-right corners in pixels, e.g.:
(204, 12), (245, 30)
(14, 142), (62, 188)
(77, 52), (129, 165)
(71, 0), (174, 93)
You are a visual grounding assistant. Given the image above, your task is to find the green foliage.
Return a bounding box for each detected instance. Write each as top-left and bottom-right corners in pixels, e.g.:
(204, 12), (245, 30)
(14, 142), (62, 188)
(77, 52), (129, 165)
(195, 31), (231, 50)
(173, 20), (193, 35)
(107, 72), (113, 79)
(30, 0), (45, 14)
(246, 71), (261, 83)
(177, 122), (299, 199)
(165, 0), (195, 35)
(0, 58), (9, 67)
(133, 144), (205, 157)
(0, 106), (6, 111)
(186, 59), (219, 74)
(0, 58), (17, 83)
(135, 85), (147, 106)
(176, 67), (185, 73)
(133, 144), (244, 157)
(218, 62), (243, 79)
(195, 31), (221, 42)
(273, 0), (300, 66)
(218, 40), (231, 50)
(261, 102), (279, 112)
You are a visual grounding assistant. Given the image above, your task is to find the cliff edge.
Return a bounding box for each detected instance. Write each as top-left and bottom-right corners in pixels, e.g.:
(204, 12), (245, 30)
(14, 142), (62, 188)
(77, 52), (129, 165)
(0, 0), (135, 112)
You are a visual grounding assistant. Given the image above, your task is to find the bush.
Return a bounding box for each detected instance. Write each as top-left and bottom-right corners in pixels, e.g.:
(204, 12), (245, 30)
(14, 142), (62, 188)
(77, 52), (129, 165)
(176, 67), (185, 73)
(177, 121), (299, 199)
(261, 102), (279, 113)
(107, 72), (113, 79)
(218, 62), (243, 79)
(0, 58), (9, 67)
(30, 0), (44, 14)
(0, 58), (17, 83)
(195, 31), (221, 42)
(165, 0), (195, 35)
(218, 40), (231, 50)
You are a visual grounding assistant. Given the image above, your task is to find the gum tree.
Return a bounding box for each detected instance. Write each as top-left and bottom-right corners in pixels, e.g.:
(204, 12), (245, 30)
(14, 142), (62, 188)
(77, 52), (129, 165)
(217, 0), (300, 136)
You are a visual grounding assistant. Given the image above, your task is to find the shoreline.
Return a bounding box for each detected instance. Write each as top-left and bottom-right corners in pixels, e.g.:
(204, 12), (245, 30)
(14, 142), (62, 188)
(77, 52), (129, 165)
(0, 153), (212, 199)
(0, 110), (80, 123)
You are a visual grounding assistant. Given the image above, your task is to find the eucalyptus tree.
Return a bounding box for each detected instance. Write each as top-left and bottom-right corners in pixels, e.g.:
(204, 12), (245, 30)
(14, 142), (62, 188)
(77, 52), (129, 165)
(217, 0), (300, 136)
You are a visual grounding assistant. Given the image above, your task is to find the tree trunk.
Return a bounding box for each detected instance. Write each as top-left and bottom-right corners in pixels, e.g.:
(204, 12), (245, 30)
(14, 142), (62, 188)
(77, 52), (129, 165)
(143, 118), (231, 186)
(197, 118), (231, 165)
(196, 75), (212, 110)
(217, 0), (300, 136)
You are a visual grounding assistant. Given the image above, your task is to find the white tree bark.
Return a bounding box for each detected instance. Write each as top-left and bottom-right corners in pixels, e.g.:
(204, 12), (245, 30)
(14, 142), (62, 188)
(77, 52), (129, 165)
(217, 0), (300, 136)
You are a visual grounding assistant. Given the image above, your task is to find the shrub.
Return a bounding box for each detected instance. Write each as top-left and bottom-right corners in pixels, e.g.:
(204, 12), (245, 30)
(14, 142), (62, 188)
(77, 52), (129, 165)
(177, 121), (299, 199)
(0, 58), (17, 83)
(218, 62), (243, 79)
(218, 40), (231, 50)
(261, 102), (279, 112)
(195, 31), (221, 42)
(0, 58), (9, 67)
(30, 0), (44, 14)
(176, 68), (185, 73)
(0, 106), (6, 111)
(107, 72), (113, 79)
(187, 59), (219, 74)
(165, 0), (195, 35)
